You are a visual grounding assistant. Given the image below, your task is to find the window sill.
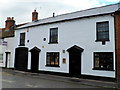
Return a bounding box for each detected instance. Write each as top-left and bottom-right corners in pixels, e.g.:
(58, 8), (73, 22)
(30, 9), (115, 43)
(46, 65), (60, 68)
(48, 42), (58, 44)
(93, 68), (115, 71)
(95, 40), (110, 42)
(18, 45), (25, 46)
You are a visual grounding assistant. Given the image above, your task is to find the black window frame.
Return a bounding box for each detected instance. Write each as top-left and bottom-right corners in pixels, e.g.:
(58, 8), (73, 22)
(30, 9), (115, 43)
(19, 33), (25, 46)
(96, 21), (110, 42)
(93, 52), (114, 71)
(49, 27), (58, 44)
(46, 52), (60, 67)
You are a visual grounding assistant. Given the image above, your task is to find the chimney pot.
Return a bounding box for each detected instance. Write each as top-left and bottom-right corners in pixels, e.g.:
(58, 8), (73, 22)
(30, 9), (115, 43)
(32, 10), (38, 21)
(53, 12), (55, 17)
(12, 17), (14, 20)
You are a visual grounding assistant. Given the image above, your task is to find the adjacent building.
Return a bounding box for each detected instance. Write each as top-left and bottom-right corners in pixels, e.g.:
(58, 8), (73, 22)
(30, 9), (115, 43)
(0, 17), (27, 68)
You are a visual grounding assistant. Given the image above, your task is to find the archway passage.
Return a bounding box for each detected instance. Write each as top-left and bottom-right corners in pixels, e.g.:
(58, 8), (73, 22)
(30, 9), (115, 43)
(67, 45), (84, 76)
(30, 47), (41, 73)
(14, 47), (28, 71)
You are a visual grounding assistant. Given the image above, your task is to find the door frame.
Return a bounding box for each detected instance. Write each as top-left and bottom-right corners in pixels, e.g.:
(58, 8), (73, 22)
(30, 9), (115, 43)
(67, 45), (84, 76)
(30, 47), (41, 73)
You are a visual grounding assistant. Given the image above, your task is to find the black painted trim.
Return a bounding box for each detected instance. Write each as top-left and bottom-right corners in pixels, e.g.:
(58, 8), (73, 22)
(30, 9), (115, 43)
(1, 35), (14, 39)
(36, 70), (116, 82)
(3, 67), (116, 82)
(95, 40), (110, 42)
(2, 67), (15, 70)
(93, 68), (115, 71)
(18, 44), (25, 46)
(45, 65), (60, 68)
(80, 74), (116, 82)
(48, 42), (58, 44)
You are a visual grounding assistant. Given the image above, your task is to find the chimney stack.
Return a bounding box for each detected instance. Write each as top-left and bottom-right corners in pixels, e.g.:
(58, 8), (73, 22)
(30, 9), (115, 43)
(32, 10), (38, 21)
(5, 17), (15, 30)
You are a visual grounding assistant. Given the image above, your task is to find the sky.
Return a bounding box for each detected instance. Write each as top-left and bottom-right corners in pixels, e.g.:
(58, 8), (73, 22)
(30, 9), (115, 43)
(0, 0), (120, 28)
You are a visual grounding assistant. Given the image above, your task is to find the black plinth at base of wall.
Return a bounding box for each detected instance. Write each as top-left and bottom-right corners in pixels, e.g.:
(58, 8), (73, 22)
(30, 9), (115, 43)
(116, 78), (120, 88)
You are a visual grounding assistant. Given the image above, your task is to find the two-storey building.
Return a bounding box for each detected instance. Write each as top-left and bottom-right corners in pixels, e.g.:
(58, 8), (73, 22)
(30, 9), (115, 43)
(13, 3), (120, 80)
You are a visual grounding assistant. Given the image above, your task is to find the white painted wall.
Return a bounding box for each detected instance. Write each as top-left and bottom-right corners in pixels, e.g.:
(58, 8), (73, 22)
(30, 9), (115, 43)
(14, 14), (115, 78)
(6, 37), (15, 68)
(0, 44), (3, 67)
(0, 39), (7, 67)
(0, 37), (15, 68)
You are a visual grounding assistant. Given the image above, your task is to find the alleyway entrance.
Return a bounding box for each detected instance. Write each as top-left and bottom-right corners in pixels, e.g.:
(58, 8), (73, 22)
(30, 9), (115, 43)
(14, 47), (28, 71)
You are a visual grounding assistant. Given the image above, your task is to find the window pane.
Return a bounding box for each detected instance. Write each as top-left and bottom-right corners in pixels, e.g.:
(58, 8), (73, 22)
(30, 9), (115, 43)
(47, 54), (51, 65)
(51, 54), (55, 65)
(96, 21), (109, 41)
(54, 53), (59, 65)
(0, 54), (3, 60)
(95, 57), (99, 68)
(46, 52), (59, 67)
(94, 52), (113, 70)
(20, 33), (25, 46)
(0, 54), (3, 62)
(50, 28), (58, 43)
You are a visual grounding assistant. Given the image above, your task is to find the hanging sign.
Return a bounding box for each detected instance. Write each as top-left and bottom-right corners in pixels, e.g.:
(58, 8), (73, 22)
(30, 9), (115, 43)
(2, 41), (7, 46)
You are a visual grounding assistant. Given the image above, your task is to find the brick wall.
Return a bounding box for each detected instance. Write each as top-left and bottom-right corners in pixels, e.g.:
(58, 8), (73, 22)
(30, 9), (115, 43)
(5, 17), (15, 30)
(32, 10), (38, 21)
(115, 11), (120, 87)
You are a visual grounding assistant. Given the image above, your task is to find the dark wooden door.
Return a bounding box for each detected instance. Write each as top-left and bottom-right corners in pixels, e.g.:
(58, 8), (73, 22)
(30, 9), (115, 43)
(69, 53), (81, 76)
(14, 47), (28, 71)
(31, 51), (39, 73)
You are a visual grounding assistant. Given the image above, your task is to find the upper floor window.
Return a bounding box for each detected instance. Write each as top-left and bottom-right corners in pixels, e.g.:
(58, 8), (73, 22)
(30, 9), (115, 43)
(49, 28), (58, 44)
(19, 33), (25, 46)
(93, 52), (113, 71)
(46, 52), (59, 67)
(96, 21), (109, 41)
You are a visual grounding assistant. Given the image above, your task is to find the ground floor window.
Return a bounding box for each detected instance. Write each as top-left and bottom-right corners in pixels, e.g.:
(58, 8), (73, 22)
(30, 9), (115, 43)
(0, 54), (3, 62)
(46, 52), (59, 67)
(93, 52), (113, 71)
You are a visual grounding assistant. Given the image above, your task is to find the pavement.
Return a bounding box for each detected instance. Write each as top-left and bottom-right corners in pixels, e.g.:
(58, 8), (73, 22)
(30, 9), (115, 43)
(1, 68), (119, 88)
